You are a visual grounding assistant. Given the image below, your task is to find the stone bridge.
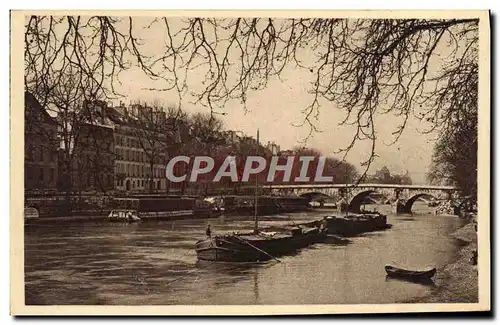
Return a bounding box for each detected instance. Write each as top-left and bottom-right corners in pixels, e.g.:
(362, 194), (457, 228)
(264, 183), (460, 214)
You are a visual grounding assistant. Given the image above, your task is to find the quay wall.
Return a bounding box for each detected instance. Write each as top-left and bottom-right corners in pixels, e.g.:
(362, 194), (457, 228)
(24, 194), (311, 219)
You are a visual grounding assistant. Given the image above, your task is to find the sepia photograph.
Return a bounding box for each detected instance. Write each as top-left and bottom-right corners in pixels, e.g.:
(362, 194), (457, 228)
(10, 9), (490, 315)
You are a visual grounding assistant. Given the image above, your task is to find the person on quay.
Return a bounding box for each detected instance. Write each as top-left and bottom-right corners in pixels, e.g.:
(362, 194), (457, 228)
(206, 224), (212, 238)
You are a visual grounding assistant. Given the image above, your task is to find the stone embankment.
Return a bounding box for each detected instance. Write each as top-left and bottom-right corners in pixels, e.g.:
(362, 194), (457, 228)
(410, 221), (478, 303)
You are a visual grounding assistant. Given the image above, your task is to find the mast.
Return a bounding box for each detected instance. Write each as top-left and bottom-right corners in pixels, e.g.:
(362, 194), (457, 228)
(254, 129), (260, 233)
(344, 162), (348, 217)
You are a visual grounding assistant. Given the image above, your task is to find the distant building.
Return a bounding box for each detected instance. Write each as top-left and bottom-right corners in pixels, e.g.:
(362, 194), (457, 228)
(107, 104), (168, 192)
(24, 92), (58, 191)
(277, 149), (295, 156)
(266, 141), (281, 155)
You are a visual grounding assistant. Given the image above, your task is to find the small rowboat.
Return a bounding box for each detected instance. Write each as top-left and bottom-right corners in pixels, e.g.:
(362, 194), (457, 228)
(385, 265), (436, 280)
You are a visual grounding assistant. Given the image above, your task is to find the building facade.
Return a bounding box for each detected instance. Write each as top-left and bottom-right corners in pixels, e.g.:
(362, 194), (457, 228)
(24, 92), (59, 191)
(108, 104), (168, 192)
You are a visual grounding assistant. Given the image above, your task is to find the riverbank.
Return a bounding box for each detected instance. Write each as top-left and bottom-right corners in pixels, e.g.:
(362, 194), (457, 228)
(25, 194), (312, 221)
(407, 221), (478, 303)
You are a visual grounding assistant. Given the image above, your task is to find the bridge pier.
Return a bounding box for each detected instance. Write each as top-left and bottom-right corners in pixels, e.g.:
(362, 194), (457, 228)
(337, 198), (349, 214)
(433, 200), (458, 216)
(391, 199), (407, 214)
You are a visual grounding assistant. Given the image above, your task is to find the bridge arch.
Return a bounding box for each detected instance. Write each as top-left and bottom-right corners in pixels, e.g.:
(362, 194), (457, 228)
(403, 193), (438, 213)
(348, 190), (377, 213)
(299, 192), (331, 201)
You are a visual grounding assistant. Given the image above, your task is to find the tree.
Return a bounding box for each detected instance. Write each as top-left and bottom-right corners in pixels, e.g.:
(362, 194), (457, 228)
(427, 103), (477, 196)
(36, 69), (115, 194)
(184, 112), (226, 193)
(364, 166), (413, 185)
(188, 112), (226, 156)
(25, 16), (480, 182)
(374, 166), (392, 184)
(292, 147), (359, 184)
(123, 100), (189, 192)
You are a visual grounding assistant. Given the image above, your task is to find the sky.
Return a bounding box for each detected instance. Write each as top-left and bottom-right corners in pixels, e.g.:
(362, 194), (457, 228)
(42, 15), (447, 184)
(117, 64), (437, 184)
(100, 16), (442, 184)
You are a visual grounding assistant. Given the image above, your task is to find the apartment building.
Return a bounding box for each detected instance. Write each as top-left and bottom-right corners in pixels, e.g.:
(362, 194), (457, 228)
(24, 92), (59, 191)
(107, 103), (168, 192)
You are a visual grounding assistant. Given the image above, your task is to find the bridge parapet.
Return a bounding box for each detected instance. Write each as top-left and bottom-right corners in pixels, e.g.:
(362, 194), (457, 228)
(266, 183), (459, 215)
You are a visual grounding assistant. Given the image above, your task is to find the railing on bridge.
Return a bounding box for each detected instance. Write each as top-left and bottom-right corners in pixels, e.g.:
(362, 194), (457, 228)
(243, 183), (457, 191)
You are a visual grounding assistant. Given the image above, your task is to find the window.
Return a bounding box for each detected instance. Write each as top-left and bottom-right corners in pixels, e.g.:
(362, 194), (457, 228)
(39, 167), (44, 182)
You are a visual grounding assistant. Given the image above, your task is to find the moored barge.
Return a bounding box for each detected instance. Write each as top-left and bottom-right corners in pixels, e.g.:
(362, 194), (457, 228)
(195, 225), (326, 262)
(324, 212), (392, 236)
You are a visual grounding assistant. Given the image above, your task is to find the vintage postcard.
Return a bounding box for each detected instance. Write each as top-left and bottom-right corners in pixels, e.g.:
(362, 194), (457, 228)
(10, 10), (490, 315)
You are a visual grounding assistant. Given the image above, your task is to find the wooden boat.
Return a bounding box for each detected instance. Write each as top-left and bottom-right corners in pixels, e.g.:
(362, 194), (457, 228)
(24, 207), (39, 220)
(323, 212), (391, 237)
(385, 265), (437, 280)
(24, 207), (40, 226)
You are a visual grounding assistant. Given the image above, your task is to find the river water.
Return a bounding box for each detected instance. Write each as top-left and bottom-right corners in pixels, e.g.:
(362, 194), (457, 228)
(24, 202), (467, 305)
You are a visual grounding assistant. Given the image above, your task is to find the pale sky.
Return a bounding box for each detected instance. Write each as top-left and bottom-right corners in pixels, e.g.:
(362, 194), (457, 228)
(62, 16), (445, 184)
(116, 64), (437, 184)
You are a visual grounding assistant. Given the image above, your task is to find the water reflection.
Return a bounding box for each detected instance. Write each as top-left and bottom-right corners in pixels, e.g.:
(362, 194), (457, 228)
(385, 276), (438, 288)
(25, 205), (467, 305)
